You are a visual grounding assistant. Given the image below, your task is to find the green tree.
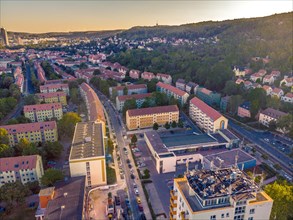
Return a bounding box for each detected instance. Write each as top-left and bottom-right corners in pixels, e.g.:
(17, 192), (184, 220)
(41, 169), (64, 186)
(22, 143), (39, 156)
(122, 99), (137, 115)
(24, 94), (39, 105)
(43, 141), (64, 160)
(58, 112), (82, 138)
(153, 123), (159, 130)
(123, 86), (128, 95)
(107, 139), (114, 156)
(164, 122), (170, 129)
(276, 114), (293, 137)
(223, 80), (239, 96)
(2, 76), (14, 89)
(143, 169), (150, 179)
(268, 120), (277, 131)
(131, 134), (137, 144)
(0, 144), (14, 158)
(178, 120), (184, 128)
(147, 78), (159, 92)
(70, 87), (80, 104)
(25, 181), (41, 194)
(152, 92), (169, 106)
(14, 138), (30, 156)
(0, 128), (9, 145)
(93, 69), (101, 75)
(228, 95), (243, 115)
(171, 121), (177, 128)
(0, 181), (30, 208)
(265, 181), (293, 220)
(79, 62), (88, 69)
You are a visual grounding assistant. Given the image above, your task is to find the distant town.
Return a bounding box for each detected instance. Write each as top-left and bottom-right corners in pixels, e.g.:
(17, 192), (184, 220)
(0, 11), (292, 220)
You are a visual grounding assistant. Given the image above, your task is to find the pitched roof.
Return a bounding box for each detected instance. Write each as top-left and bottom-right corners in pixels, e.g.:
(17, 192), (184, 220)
(36, 91), (67, 99)
(261, 108), (287, 119)
(114, 84), (147, 91)
(176, 78), (185, 84)
(40, 83), (69, 90)
(0, 155), (40, 172)
(117, 93), (152, 102)
(284, 93), (293, 98)
(0, 121), (57, 134)
(24, 103), (62, 112)
(190, 97), (223, 121)
(262, 85), (272, 91)
(156, 82), (188, 96)
(127, 105), (178, 117)
(272, 88), (283, 94)
(156, 73), (171, 79)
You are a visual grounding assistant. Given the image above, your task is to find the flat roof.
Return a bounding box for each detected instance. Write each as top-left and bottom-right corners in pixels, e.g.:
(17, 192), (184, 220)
(144, 131), (169, 154)
(44, 176), (85, 220)
(161, 133), (218, 148)
(205, 149), (256, 168)
(70, 121), (105, 160)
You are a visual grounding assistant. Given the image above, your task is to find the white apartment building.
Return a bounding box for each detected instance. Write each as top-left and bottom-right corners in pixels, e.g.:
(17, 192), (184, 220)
(69, 121), (107, 187)
(258, 108), (287, 127)
(189, 97), (228, 133)
(170, 168), (273, 220)
(0, 155), (44, 187)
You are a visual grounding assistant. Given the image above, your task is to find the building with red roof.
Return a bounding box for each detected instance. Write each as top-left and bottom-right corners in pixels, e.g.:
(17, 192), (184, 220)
(156, 82), (189, 106)
(129, 69), (141, 79)
(116, 93), (152, 111)
(0, 155), (44, 187)
(36, 91), (67, 106)
(40, 83), (69, 95)
(0, 121), (58, 146)
(259, 108), (288, 127)
(189, 97), (228, 133)
(109, 84), (147, 97)
(34, 61), (46, 84)
(156, 73), (172, 84)
(126, 105), (179, 130)
(281, 93), (293, 103)
(24, 103), (63, 122)
(141, 72), (155, 81)
(271, 88), (284, 98)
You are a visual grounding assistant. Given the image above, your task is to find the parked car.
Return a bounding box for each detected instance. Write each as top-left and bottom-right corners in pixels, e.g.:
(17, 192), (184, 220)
(128, 164), (132, 169)
(138, 203), (144, 212)
(130, 174), (135, 179)
(0, 206), (5, 213)
(135, 189), (139, 195)
(136, 196), (141, 204)
(133, 182), (137, 188)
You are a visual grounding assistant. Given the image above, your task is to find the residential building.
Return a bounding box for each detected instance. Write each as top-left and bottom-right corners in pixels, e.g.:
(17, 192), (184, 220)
(24, 103), (63, 122)
(88, 53), (106, 64)
(0, 155), (44, 187)
(126, 105), (179, 130)
(185, 82), (198, 94)
(14, 73), (24, 93)
(116, 93), (152, 111)
(156, 73), (172, 84)
(79, 83), (106, 131)
(36, 91), (67, 106)
(237, 101), (251, 118)
(280, 76), (293, 87)
(244, 81), (253, 89)
(169, 168), (273, 220)
(141, 71), (155, 81)
(263, 74), (275, 85)
(270, 70), (281, 78)
(235, 78), (244, 85)
(118, 66), (128, 74)
(196, 87), (221, 107)
(35, 177), (86, 220)
(189, 97), (228, 133)
(262, 85), (272, 95)
(144, 130), (239, 173)
(69, 121), (107, 187)
(251, 83), (261, 89)
(281, 93), (293, 103)
(250, 73), (262, 82)
(233, 66), (246, 77)
(129, 69), (140, 79)
(259, 108), (288, 127)
(156, 82), (189, 106)
(220, 96), (230, 113)
(271, 88), (284, 99)
(109, 84), (147, 97)
(34, 61), (46, 84)
(40, 83), (69, 95)
(175, 78), (186, 91)
(0, 121), (58, 146)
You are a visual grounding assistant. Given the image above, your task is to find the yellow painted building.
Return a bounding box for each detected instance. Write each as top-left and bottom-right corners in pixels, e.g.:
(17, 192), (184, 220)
(126, 105), (179, 130)
(0, 121), (58, 147)
(189, 97), (228, 133)
(69, 121), (107, 187)
(36, 91), (67, 106)
(24, 103), (63, 122)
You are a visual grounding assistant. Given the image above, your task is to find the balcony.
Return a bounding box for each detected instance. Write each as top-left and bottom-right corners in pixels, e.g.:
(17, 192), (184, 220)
(169, 213), (176, 220)
(170, 198), (177, 208)
(170, 190), (178, 200)
(169, 207), (177, 216)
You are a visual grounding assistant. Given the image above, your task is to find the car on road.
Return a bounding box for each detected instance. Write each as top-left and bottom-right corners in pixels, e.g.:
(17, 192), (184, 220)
(140, 213), (146, 220)
(136, 196), (141, 203)
(0, 206), (5, 213)
(133, 182), (137, 188)
(130, 174), (135, 179)
(126, 159), (131, 164)
(138, 203), (144, 212)
(135, 189), (139, 195)
(128, 164), (132, 169)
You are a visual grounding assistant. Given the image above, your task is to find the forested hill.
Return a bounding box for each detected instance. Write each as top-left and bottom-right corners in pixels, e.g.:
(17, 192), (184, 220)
(110, 12), (292, 92)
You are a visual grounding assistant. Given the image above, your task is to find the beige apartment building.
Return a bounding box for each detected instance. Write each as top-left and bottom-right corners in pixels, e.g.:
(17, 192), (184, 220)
(24, 103), (63, 122)
(170, 168), (273, 220)
(126, 105), (179, 130)
(69, 121), (107, 187)
(0, 155), (44, 187)
(36, 91), (67, 106)
(40, 83), (69, 95)
(189, 97), (228, 133)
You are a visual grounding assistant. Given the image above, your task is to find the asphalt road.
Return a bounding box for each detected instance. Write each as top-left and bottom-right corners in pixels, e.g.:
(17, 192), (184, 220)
(228, 120), (293, 176)
(24, 63), (35, 94)
(94, 89), (150, 220)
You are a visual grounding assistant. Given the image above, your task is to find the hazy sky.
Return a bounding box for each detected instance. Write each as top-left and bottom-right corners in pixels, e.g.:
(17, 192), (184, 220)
(0, 0), (292, 33)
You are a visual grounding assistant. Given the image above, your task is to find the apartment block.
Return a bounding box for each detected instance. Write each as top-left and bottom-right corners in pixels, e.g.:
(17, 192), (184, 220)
(126, 105), (179, 130)
(129, 69), (141, 79)
(170, 168), (273, 220)
(237, 102), (251, 118)
(189, 97), (228, 133)
(141, 71), (155, 81)
(0, 155), (44, 187)
(156, 82), (189, 106)
(69, 121), (107, 187)
(175, 78), (186, 91)
(40, 83), (69, 95)
(258, 108), (288, 127)
(24, 103), (63, 122)
(0, 121), (58, 146)
(109, 84), (147, 97)
(116, 93), (152, 111)
(36, 91), (67, 106)
(196, 87), (221, 107)
(156, 73), (172, 84)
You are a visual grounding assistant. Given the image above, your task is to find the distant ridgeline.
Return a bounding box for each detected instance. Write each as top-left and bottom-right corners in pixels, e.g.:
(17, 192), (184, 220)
(110, 12), (292, 92)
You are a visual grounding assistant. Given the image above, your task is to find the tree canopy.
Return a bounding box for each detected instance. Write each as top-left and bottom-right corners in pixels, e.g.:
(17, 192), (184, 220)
(41, 169), (64, 186)
(58, 112), (82, 138)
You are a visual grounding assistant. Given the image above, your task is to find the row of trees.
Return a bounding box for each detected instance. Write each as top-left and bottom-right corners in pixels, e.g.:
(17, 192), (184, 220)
(41, 61), (62, 80)
(90, 76), (117, 97)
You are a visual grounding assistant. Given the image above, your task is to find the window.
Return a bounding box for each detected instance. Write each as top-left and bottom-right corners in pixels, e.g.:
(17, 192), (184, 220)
(210, 215), (216, 220)
(226, 213), (229, 217)
(221, 214), (224, 218)
(249, 209), (255, 214)
(248, 218), (254, 220)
